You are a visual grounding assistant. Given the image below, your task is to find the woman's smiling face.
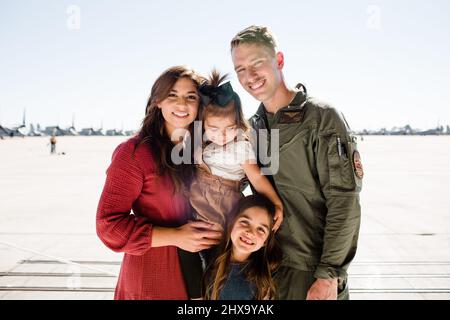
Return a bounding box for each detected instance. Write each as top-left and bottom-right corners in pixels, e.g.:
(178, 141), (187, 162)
(158, 77), (200, 137)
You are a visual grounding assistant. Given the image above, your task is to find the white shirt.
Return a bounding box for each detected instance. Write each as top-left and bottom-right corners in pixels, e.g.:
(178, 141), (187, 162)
(202, 140), (257, 181)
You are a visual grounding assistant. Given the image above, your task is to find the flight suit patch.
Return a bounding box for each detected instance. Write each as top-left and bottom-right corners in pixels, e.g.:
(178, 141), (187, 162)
(353, 150), (364, 179)
(278, 109), (305, 124)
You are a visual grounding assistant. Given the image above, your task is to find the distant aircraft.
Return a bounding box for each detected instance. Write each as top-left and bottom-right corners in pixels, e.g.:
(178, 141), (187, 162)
(418, 127), (444, 135)
(93, 128), (105, 136)
(79, 123), (105, 136)
(7, 109), (28, 137)
(28, 123), (44, 136)
(106, 129), (126, 136)
(356, 124), (450, 136)
(65, 114), (78, 136)
(79, 127), (95, 136)
(389, 125), (414, 135)
(41, 116), (79, 136)
(0, 125), (11, 138)
(43, 126), (62, 136)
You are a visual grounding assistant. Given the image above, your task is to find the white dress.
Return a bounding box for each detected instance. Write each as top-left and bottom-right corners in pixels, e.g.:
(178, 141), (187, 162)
(202, 140), (257, 181)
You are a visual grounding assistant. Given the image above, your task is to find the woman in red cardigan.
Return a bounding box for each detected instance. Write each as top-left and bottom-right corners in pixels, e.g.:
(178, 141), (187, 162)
(96, 66), (222, 300)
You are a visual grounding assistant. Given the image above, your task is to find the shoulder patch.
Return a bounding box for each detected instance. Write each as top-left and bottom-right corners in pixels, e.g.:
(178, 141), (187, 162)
(353, 150), (364, 179)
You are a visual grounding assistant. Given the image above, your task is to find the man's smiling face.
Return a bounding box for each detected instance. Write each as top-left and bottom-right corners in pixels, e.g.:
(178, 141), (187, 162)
(231, 43), (283, 103)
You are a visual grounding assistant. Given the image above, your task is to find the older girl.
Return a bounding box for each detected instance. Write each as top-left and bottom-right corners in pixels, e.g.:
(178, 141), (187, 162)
(204, 194), (282, 300)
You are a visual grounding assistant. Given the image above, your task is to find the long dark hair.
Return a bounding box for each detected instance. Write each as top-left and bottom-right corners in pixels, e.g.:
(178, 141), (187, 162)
(137, 66), (204, 192)
(204, 194), (282, 300)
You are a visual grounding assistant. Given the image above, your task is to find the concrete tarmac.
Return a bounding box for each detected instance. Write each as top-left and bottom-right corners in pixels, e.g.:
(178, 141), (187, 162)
(1, 136), (449, 299)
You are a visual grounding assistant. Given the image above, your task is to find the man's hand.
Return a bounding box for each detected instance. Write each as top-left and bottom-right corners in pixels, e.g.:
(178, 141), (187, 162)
(306, 278), (338, 300)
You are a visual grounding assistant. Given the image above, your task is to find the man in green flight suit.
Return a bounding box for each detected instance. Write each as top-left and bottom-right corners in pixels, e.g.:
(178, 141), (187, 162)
(230, 25), (363, 300)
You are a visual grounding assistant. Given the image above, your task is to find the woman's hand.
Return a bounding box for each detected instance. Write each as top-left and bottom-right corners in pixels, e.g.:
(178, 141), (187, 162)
(175, 220), (223, 252)
(272, 205), (284, 232)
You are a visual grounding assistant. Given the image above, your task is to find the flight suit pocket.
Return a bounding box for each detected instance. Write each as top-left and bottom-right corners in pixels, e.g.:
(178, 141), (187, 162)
(327, 134), (356, 192)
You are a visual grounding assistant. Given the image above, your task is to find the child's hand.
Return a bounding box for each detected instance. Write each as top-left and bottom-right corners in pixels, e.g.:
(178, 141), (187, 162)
(272, 205), (284, 232)
(194, 147), (203, 165)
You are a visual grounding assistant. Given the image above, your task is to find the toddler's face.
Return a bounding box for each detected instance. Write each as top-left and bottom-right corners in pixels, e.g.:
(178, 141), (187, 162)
(204, 115), (237, 146)
(230, 207), (271, 262)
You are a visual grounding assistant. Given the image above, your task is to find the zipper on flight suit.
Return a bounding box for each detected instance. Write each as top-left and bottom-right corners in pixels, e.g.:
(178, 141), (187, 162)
(337, 137), (342, 157)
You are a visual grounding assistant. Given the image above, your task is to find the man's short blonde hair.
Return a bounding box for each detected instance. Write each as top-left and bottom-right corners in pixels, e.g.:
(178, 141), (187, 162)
(230, 25), (278, 56)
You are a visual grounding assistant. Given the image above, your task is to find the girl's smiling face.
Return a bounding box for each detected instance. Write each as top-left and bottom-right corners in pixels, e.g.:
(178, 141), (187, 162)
(204, 114), (238, 146)
(230, 206), (271, 262)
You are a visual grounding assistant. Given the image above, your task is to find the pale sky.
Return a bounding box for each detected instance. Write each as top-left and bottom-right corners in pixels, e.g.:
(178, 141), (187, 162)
(1, 0), (449, 131)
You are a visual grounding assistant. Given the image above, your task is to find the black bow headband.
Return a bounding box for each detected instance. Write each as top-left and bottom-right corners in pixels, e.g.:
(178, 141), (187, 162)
(199, 81), (236, 107)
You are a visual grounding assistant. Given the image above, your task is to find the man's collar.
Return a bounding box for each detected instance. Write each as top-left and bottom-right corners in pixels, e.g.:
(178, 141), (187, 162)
(285, 92), (307, 111)
(255, 83), (308, 118)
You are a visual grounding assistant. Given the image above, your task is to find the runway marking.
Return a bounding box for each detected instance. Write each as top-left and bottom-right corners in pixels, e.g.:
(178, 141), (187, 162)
(18, 259), (450, 266)
(0, 241), (118, 276)
(356, 233), (450, 235)
(3, 245), (450, 296)
(353, 261), (450, 266)
(19, 259), (121, 266)
(0, 272), (116, 278)
(0, 233), (94, 236)
(1, 286), (449, 294)
(2, 272), (450, 279)
(0, 286), (114, 292)
(349, 274), (450, 278)
(350, 288), (450, 293)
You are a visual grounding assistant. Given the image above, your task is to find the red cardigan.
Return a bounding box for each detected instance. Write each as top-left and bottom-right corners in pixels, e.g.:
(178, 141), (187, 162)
(96, 137), (190, 300)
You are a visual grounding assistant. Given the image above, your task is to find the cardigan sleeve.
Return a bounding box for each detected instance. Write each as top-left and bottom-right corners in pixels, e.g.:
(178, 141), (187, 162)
(96, 139), (153, 256)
